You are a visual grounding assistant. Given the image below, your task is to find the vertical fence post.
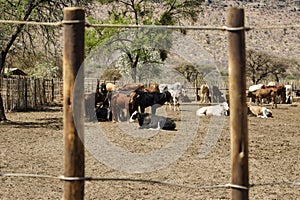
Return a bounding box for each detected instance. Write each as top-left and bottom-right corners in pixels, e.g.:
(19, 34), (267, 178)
(63, 7), (85, 200)
(227, 8), (249, 200)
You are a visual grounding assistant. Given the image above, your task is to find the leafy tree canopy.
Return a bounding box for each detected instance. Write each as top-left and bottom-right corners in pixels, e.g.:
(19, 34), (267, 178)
(246, 49), (293, 84)
(86, 0), (204, 82)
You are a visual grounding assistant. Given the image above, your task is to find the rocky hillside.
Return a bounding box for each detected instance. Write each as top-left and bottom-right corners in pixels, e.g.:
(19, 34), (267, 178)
(191, 0), (300, 79)
(91, 1), (300, 80)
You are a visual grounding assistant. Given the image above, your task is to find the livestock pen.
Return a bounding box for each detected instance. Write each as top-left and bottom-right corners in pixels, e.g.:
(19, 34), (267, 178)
(0, 76), (62, 111)
(1, 5), (300, 200)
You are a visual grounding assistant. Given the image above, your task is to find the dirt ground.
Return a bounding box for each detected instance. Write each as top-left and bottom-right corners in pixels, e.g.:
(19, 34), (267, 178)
(1, 102), (299, 200)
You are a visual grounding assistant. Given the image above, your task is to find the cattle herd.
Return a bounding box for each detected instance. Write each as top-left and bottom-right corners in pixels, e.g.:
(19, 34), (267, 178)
(84, 81), (296, 129)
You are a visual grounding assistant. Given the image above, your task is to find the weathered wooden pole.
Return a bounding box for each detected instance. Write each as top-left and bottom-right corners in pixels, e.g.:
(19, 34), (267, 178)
(227, 8), (249, 200)
(63, 7), (85, 200)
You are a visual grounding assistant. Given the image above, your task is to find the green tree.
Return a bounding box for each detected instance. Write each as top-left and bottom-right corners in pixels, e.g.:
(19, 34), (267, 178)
(88, 0), (204, 82)
(246, 49), (290, 84)
(100, 67), (122, 82)
(0, 0), (92, 121)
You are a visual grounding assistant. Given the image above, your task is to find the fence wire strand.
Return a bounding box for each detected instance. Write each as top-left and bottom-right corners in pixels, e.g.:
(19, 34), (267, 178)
(1, 173), (300, 190)
(1, 17), (300, 195)
(0, 19), (300, 31)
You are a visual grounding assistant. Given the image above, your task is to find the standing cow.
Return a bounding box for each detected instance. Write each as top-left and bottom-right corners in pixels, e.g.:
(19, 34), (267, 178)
(159, 82), (187, 111)
(130, 89), (172, 114)
(285, 84), (292, 104)
(199, 84), (210, 103)
(111, 92), (133, 122)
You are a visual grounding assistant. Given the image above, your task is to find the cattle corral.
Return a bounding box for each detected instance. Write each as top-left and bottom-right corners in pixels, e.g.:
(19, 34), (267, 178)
(1, 102), (299, 199)
(0, 76), (63, 111)
(1, 5), (300, 200)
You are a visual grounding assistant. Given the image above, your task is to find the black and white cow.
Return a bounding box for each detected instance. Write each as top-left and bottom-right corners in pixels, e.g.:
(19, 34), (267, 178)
(130, 89), (172, 114)
(159, 82), (187, 111)
(129, 111), (176, 130)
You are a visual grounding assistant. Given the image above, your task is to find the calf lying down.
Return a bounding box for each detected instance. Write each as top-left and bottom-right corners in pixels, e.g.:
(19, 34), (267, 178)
(196, 102), (230, 117)
(248, 105), (272, 118)
(129, 111), (176, 130)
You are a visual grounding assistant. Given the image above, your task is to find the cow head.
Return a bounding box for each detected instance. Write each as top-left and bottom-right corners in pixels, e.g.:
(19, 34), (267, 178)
(129, 111), (151, 126)
(222, 102), (230, 116)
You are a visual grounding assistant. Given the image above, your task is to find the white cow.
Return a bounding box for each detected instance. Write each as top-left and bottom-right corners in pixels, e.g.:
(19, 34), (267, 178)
(248, 83), (265, 103)
(159, 82), (186, 111)
(249, 83), (265, 92)
(196, 102), (229, 117)
(285, 85), (292, 104)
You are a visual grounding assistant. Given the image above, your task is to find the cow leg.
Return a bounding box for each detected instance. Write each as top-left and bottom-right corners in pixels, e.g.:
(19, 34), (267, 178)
(173, 97), (176, 111)
(151, 106), (157, 115)
(125, 103), (130, 121)
(112, 104), (120, 122)
(151, 104), (162, 115)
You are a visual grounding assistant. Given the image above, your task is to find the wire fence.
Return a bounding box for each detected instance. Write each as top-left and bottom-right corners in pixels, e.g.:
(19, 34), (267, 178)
(1, 173), (299, 190)
(1, 19), (300, 31)
(1, 13), (300, 198)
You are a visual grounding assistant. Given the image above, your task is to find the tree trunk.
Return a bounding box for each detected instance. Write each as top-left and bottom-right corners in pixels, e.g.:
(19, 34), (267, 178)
(0, 93), (7, 121)
(0, 52), (7, 121)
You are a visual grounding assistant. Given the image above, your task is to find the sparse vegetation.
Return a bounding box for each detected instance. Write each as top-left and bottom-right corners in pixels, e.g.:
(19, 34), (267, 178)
(246, 49), (292, 84)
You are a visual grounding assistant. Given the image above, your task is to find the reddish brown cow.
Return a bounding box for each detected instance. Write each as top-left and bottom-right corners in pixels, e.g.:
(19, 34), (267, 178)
(111, 92), (133, 122)
(254, 87), (278, 108)
(144, 83), (160, 92)
(199, 84), (210, 103)
(266, 84), (286, 104)
(120, 82), (145, 91)
(105, 82), (117, 91)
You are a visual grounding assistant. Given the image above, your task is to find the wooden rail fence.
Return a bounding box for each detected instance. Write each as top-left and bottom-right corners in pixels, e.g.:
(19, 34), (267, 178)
(0, 76), (62, 111)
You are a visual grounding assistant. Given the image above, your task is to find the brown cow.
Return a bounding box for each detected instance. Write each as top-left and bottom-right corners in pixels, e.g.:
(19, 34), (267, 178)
(254, 87), (278, 108)
(252, 84), (286, 109)
(120, 82), (145, 91)
(111, 92), (133, 122)
(199, 84), (210, 103)
(266, 84), (286, 104)
(84, 80), (109, 121)
(144, 83), (160, 92)
(105, 82), (118, 91)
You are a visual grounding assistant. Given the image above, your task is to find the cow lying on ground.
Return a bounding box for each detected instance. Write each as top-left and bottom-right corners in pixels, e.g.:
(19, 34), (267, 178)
(248, 105), (272, 118)
(196, 102), (229, 116)
(129, 111), (176, 130)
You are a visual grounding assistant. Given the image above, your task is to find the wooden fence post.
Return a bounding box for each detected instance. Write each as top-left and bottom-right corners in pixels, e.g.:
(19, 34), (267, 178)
(227, 8), (249, 200)
(63, 7), (85, 200)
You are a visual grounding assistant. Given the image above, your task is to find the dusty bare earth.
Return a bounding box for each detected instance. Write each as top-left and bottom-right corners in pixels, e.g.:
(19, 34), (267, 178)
(1, 102), (300, 200)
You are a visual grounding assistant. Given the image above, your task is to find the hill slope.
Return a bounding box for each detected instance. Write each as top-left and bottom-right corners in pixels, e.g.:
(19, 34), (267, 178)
(191, 1), (300, 79)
